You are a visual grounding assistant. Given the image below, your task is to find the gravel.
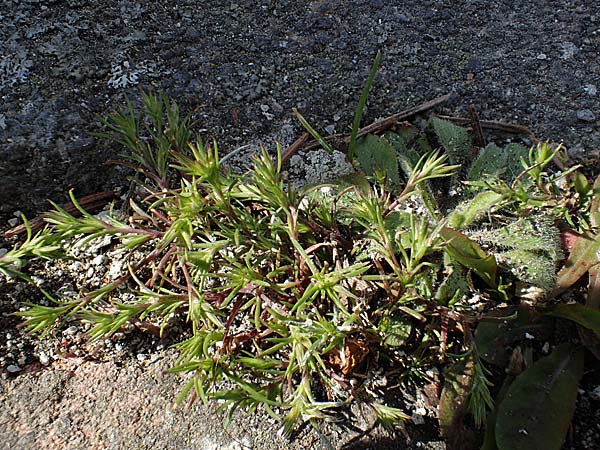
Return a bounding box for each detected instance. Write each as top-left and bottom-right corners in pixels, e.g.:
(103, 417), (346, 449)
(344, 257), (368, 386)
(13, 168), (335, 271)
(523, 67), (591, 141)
(1, 1), (600, 449)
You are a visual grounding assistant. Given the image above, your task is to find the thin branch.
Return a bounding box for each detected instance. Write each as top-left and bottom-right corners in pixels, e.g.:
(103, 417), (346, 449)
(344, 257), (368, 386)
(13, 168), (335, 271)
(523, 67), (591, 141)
(349, 93), (452, 139)
(282, 132), (309, 164)
(284, 94), (452, 158)
(435, 114), (538, 140)
(468, 104), (486, 149)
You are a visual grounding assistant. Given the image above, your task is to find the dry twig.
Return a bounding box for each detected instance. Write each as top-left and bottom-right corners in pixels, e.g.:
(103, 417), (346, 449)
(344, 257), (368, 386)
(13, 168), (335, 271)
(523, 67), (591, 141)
(283, 94), (452, 161)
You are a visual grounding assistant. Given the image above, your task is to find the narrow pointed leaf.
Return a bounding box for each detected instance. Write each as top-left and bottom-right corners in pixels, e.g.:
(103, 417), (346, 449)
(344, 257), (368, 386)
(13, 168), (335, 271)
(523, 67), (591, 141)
(385, 130), (439, 216)
(348, 50), (381, 161)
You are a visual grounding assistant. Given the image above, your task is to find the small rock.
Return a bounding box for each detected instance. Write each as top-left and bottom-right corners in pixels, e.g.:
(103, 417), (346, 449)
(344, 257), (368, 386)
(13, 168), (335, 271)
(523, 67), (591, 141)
(560, 41), (578, 60)
(92, 254), (105, 266)
(0, 248), (7, 258)
(584, 84), (597, 97)
(6, 364), (21, 373)
(39, 351), (50, 366)
(107, 260), (123, 280)
(568, 144), (586, 160)
(31, 275), (45, 287)
(542, 341), (550, 353)
(465, 57), (483, 74)
(412, 414), (425, 425)
(536, 53), (548, 60)
(325, 124), (335, 135)
(395, 13), (411, 23)
(426, 367), (439, 377)
(590, 386), (600, 401)
(577, 109), (596, 122)
(412, 407), (427, 425)
(7, 218), (19, 227)
(271, 101), (283, 113)
(64, 326), (78, 336)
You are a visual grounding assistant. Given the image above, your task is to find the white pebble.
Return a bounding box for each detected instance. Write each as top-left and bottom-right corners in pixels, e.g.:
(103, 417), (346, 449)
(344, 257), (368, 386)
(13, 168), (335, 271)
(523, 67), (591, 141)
(412, 407), (427, 425)
(39, 351), (50, 366)
(92, 254), (105, 266)
(584, 84), (597, 97)
(108, 260), (123, 280)
(64, 326), (78, 336)
(6, 364), (21, 373)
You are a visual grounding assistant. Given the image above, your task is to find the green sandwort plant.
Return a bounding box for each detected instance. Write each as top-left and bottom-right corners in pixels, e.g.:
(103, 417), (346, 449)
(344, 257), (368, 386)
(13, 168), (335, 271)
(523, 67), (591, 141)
(12, 94), (462, 435)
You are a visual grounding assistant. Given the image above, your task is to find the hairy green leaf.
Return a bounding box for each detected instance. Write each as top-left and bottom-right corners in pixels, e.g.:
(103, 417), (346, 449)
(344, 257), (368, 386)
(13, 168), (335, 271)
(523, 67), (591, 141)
(441, 227), (497, 288)
(354, 134), (400, 188)
(468, 143), (530, 184)
(447, 191), (504, 229)
(430, 117), (472, 166)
